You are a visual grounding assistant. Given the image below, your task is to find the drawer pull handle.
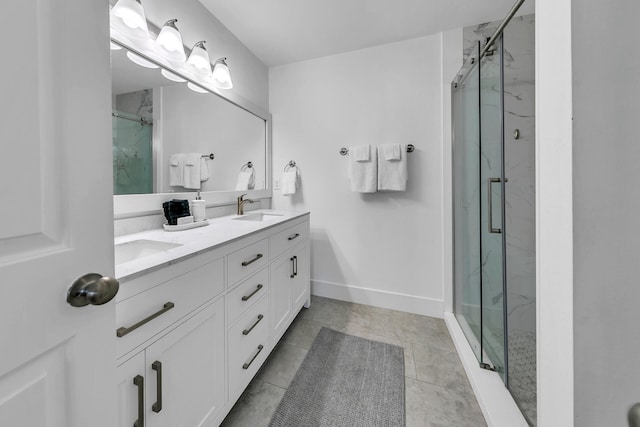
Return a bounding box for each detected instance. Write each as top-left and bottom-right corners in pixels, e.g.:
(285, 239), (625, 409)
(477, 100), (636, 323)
(133, 375), (144, 427)
(290, 257), (295, 278)
(117, 302), (175, 337)
(241, 253), (263, 267)
(294, 255), (298, 277)
(242, 314), (264, 335)
(242, 345), (264, 370)
(287, 233), (300, 241)
(241, 284), (263, 301)
(152, 361), (163, 413)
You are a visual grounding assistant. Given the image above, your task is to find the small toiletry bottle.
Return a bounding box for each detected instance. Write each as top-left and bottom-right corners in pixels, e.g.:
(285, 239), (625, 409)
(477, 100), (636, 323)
(191, 191), (206, 222)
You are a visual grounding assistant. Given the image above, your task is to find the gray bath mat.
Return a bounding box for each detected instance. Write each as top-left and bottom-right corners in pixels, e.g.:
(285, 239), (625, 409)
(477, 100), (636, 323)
(269, 327), (405, 426)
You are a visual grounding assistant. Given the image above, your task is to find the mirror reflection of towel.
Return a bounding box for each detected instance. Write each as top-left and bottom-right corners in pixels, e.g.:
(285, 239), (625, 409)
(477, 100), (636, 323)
(235, 169), (255, 190)
(169, 153), (186, 186)
(184, 153), (203, 189)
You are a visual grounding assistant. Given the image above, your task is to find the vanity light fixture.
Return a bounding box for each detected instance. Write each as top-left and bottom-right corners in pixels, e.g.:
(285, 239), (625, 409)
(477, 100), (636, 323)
(161, 69), (187, 83)
(126, 51), (159, 69)
(110, 42), (122, 51)
(110, 0), (149, 39)
(212, 58), (233, 89)
(155, 19), (186, 62)
(187, 81), (209, 94)
(186, 41), (212, 75)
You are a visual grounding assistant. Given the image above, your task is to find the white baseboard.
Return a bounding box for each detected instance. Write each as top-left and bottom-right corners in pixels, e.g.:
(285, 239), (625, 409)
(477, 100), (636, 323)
(311, 279), (444, 318)
(444, 312), (528, 427)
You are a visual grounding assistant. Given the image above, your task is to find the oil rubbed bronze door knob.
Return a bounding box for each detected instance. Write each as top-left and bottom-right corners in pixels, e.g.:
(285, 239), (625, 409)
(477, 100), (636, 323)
(66, 273), (119, 307)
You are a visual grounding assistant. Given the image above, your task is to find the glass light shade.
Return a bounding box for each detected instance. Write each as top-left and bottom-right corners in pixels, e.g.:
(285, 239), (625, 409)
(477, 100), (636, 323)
(111, 0), (149, 39)
(161, 69), (186, 83)
(126, 51), (159, 69)
(187, 41), (212, 75)
(155, 19), (186, 62)
(212, 58), (233, 89)
(187, 82), (209, 94)
(110, 42), (122, 51)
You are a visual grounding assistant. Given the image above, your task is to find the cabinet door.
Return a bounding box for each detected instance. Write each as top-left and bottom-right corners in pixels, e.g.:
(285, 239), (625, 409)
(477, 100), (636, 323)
(270, 252), (294, 343)
(145, 299), (225, 427)
(292, 240), (311, 311)
(117, 352), (146, 427)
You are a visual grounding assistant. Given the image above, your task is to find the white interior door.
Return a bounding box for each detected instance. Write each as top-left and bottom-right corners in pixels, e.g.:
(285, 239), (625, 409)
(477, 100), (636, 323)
(0, 1), (116, 426)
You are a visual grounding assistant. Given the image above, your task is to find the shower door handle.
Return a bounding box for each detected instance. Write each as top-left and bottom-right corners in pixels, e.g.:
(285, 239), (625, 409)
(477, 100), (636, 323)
(488, 178), (503, 234)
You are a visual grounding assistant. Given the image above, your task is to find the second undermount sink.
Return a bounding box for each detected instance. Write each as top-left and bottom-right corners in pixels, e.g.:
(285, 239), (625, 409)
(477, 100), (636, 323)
(115, 239), (183, 265)
(233, 212), (284, 222)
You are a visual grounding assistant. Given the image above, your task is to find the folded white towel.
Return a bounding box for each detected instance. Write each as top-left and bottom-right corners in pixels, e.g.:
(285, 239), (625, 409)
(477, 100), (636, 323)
(383, 144), (401, 161)
(235, 170), (255, 191)
(183, 153), (203, 189)
(282, 169), (299, 196)
(377, 144), (407, 191)
(169, 153), (186, 186)
(352, 145), (370, 162)
(349, 145), (377, 193)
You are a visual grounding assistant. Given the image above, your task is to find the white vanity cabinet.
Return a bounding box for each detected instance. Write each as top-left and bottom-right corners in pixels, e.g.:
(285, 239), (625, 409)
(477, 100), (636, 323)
(114, 212), (310, 427)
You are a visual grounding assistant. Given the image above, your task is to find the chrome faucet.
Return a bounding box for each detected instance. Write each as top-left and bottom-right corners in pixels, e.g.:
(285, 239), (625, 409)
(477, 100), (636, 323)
(237, 194), (255, 215)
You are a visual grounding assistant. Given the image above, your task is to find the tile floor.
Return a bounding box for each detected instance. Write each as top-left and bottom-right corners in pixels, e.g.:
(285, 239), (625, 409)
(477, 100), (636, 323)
(221, 296), (487, 427)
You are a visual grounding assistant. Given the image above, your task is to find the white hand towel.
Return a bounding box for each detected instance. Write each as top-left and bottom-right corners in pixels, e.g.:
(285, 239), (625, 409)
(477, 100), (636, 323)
(282, 169), (299, 196)
(183, 153), (203, 189)
(235, 170), (254, 191)
(352, 145), (370, 162)
(349, 145), (377, 193)
(169, 153), (186, 186)
(200, 157), (209, 182)
(377, 144), (407, 192)
(383, 143), (401, 160)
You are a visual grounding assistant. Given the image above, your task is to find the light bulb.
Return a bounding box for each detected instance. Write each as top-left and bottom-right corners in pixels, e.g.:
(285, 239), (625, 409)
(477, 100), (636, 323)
(187, 41), (212, 75)
(155, 19), (186, 62)
(161, 69), (186, 83)
(126, 51), (159, 69)
(212, 58), (233, 89)
(187, 82), (209, 94)
(111, 0), (149, 39)
(110, 42), (122, 51)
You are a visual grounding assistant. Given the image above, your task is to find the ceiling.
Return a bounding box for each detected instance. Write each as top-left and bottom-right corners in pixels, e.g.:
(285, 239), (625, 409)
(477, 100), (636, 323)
(198, 0), (534, 67)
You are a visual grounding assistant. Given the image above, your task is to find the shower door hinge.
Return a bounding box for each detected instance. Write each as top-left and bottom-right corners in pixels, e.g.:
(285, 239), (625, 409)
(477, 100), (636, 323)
(479, 362), (496, 371)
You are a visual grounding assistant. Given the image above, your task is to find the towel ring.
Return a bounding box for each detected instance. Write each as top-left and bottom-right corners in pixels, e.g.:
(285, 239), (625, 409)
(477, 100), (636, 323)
(240, 161), (253, 171)
(284, 160), (297, 172)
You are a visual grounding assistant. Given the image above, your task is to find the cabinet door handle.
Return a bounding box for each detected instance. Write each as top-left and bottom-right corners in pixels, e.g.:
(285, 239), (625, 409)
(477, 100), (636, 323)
(241, 284), (263, 301)
(293, 255), (298, 277)
(241, 253), (263, 267)
(117, 302), (175, 337)
(290, 257), (295, 278)
(287, 233), (300, 241)
(133, 375), (144, 427)
(242, 345), (264, 370)
(242, 314), (264, 335)
(152, 361), (163, 413)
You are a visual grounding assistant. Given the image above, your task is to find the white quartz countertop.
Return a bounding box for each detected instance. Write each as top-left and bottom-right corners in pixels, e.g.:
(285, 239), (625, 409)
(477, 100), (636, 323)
(114, 209), (309, 281)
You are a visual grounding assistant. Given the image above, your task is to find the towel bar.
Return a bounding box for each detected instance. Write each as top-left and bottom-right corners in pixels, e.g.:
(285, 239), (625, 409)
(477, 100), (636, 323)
(339, 144), (414, 156)
(201, 153), (214, 160)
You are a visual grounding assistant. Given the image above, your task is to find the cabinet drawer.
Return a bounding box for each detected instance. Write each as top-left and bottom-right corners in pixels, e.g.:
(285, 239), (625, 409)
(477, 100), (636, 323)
(227, 238), (269, 287)
(227, 267), (270, 326)
(116, 258), (224, 358)
(270, 221), (309, 259)
(228, 295), (270, 396)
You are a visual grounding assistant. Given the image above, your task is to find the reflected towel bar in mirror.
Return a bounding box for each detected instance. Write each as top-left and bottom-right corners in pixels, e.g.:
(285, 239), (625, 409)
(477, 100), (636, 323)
(201, 153), (215, 160)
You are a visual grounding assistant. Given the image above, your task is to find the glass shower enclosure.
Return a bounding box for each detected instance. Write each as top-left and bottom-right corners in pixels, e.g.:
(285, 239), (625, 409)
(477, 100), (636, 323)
(452, 14), (536, 425)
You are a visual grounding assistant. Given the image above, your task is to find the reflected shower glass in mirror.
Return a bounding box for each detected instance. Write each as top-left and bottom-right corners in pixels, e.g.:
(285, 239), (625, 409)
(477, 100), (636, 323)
(111, 46), (266, 195)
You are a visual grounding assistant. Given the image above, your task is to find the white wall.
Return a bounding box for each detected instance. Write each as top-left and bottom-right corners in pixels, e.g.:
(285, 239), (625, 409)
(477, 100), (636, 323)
(270, 35), (445, 317)
(140, 0), (269, 110)
(572, 0), (640, 425)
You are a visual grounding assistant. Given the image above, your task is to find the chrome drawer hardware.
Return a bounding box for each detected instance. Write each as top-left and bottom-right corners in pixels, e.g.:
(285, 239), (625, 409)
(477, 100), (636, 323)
(117, 302), (175, 337)
(293, 256), (298, 276)
(152, 361), (163, 413)
(287, 233), (300, 241)
(241, 253), (263, 266)
(133, 375), (144, 427)
(242, 345), (264, 370)
(290, 257), (295, 278)
(241, 284), (263, 301)
(242, 314), (264, 335)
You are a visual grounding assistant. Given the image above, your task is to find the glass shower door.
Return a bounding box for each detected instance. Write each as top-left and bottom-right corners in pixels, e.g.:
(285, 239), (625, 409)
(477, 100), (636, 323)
(479, 35), (507, 379)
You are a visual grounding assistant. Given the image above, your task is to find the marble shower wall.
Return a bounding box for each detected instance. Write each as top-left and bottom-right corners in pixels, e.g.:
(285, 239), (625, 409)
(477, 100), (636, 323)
(463, 14), (536, 337)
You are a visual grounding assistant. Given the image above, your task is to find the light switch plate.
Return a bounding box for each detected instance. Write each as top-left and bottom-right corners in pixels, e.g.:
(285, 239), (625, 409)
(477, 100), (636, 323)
(274, 179), (280, 190)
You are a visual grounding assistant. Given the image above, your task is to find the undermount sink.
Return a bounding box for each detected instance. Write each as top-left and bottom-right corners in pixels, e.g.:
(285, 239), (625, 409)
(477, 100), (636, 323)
(233, 212), (284, 222)
(115, 239), (183, 265)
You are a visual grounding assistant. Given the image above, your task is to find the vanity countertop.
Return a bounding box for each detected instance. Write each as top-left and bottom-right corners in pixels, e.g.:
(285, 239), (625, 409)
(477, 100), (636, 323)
(114, 209), (310, 282)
